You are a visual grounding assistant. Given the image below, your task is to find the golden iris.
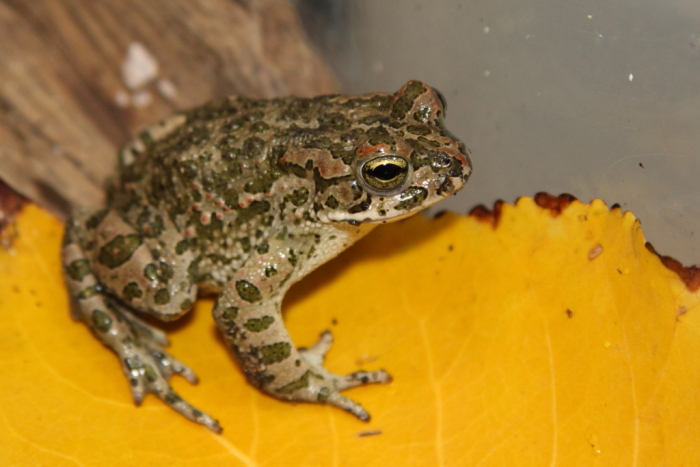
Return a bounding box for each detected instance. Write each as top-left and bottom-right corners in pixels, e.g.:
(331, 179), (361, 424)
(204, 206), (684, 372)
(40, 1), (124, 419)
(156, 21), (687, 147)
(361, 156), (409, 191)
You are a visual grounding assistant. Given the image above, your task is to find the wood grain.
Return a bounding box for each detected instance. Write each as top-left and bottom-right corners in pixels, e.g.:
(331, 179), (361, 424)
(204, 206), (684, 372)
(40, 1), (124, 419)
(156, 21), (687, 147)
(0, 0), (338, 219)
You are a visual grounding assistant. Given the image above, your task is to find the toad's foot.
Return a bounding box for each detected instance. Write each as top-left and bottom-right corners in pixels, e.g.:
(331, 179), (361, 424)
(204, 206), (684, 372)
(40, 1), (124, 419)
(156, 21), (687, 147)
(291, 330), (392, 421)
(113, 307), (222, 433)
(74, 294), (221, 432)
(119, 346), (221, 433)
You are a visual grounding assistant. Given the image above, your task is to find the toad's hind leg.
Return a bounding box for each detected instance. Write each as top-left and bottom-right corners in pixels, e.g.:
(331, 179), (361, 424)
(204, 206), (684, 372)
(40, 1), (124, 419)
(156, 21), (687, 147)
(62, 212), (221, 433)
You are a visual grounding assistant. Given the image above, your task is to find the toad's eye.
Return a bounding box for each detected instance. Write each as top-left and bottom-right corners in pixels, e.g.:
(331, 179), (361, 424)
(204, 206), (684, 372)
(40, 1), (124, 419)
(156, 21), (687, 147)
(361, 156), (409, 191)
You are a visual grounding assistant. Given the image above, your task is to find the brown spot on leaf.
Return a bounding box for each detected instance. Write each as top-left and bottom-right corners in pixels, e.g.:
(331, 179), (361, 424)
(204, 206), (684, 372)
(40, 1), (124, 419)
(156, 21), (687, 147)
(646, 242), (700, 291)
(588, 244), (603, 260)
(534, 192), (577, 216)
(357, 430), (383, 437)
(469, 200), (504, 228)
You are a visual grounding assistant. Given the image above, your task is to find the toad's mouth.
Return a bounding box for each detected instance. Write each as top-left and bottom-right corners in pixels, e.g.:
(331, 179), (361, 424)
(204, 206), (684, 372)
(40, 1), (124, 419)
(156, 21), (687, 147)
(327, 181), (466, 225)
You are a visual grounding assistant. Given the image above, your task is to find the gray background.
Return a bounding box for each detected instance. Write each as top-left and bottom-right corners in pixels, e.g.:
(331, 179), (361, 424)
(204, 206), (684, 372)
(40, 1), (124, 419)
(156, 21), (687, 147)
(297, 0), (700, 264)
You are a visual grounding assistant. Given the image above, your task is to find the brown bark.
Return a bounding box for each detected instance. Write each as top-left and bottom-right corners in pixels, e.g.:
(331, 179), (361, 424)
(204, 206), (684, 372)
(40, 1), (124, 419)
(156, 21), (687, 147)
(0, 0), (338, 219)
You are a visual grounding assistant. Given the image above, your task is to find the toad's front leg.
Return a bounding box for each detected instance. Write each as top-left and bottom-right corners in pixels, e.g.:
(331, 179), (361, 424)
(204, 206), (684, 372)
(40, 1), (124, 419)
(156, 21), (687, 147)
(212, 246), (391, 421)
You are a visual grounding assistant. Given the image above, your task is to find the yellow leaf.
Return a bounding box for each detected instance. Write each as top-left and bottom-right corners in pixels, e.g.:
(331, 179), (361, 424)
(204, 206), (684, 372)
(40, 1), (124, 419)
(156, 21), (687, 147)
(1, 200), (699, 466)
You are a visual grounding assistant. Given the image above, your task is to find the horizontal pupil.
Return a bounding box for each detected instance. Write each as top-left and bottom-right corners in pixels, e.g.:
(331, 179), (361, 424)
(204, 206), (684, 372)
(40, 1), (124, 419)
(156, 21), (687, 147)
(370, 164), (401, 181)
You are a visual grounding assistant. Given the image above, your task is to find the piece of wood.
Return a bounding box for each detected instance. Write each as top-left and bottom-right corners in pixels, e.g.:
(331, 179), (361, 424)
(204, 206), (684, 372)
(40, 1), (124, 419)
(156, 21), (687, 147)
(0, 0), (338, 219)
